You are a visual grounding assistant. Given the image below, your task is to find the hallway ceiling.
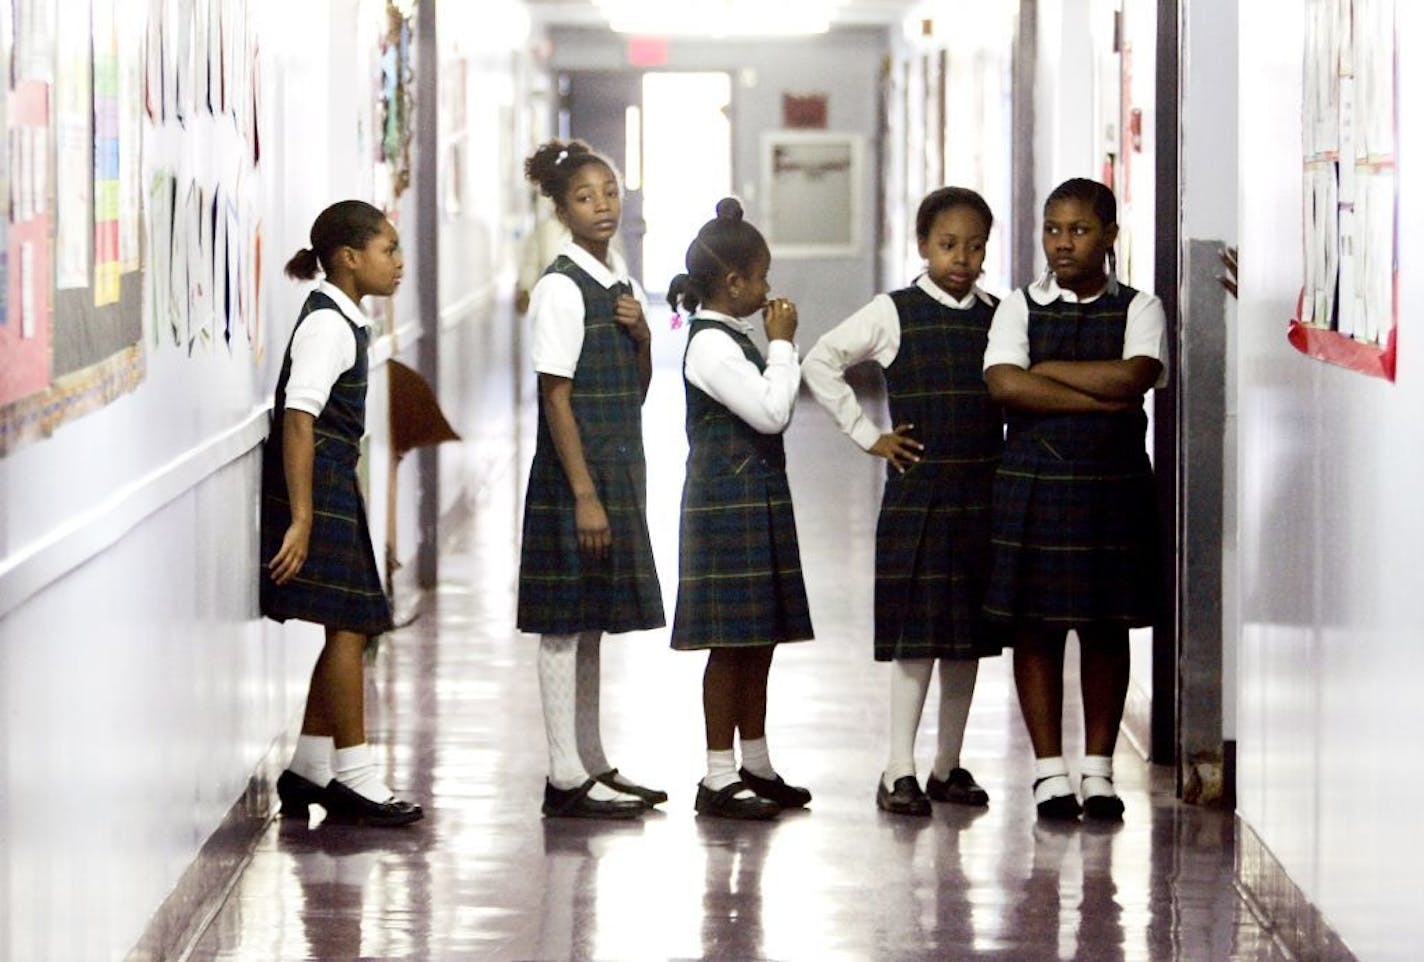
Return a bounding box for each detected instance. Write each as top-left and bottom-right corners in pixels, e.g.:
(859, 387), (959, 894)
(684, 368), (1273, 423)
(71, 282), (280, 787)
(525, 0), (925, 31)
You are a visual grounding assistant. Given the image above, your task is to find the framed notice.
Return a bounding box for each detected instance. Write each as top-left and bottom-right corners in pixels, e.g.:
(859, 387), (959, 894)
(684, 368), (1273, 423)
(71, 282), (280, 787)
(761, 131), (862, 258)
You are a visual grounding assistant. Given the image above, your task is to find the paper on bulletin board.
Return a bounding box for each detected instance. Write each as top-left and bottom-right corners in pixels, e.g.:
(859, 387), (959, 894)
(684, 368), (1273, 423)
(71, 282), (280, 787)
(93, 0), (121, 306)
(0, 81), (54, 408)
(55, 0), (91, 291)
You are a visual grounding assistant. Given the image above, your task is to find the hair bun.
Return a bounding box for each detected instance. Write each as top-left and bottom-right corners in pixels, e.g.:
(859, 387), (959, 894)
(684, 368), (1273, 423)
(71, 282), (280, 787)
(714, 197), (744, 222)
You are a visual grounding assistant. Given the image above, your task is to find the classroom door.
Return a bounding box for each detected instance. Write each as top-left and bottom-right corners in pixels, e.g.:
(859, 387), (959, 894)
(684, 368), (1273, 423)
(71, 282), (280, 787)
(562, 71), (646, 286)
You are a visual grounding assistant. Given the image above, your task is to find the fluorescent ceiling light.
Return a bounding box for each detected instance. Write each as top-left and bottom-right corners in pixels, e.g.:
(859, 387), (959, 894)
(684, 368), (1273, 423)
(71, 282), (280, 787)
(593, 0), (844, 36)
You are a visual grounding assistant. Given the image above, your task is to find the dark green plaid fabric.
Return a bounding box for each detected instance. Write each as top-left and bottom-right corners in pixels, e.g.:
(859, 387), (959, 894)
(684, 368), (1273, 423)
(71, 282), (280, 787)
(260, 291), (393, 635)
(984, 282), (1160, 630)
(873, 287), (1003, 661)
(671, 319), (813, 650)
(517, 257), (665, 634)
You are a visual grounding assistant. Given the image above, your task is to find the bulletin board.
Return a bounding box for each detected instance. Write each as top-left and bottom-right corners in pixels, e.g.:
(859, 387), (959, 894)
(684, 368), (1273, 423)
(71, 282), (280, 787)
(0, 0), (265, 457)
(1291, 0), (1396, 380)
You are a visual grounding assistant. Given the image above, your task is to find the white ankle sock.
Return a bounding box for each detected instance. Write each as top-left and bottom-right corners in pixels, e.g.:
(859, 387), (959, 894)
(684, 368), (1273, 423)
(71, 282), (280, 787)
(931, 659), (978, 780)
(333, 744), (394, 804)
(739, 736), (775, 779)
(1080, 754), (1117, 799)
(289, 734), (334, 786)
(886, 659), (932, 784)
(1033, 756), (1073, 804)
(704, 749), (754, 798)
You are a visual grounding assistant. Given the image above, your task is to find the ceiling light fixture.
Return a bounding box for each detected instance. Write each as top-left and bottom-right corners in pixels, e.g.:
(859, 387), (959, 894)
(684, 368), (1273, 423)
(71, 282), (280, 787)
(593, 0), (844, 37)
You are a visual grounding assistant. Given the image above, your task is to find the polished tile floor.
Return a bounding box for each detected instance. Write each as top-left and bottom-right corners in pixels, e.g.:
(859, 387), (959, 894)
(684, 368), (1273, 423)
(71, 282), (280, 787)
(189, 327), (1287, 961)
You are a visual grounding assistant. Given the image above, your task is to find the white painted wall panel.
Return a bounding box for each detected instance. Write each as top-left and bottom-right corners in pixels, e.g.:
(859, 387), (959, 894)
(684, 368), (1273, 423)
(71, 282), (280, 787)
(1235, 1), (1424, 957)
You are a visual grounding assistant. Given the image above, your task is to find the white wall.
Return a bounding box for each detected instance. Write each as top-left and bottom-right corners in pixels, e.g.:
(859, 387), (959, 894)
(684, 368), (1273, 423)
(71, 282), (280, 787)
(1235, 2), (1424, 958)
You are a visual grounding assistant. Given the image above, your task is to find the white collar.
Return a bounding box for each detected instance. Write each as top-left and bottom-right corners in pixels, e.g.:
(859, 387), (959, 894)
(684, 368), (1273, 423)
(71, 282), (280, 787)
(692, 308), (754, 336)
(915, 274), (994, 309)
(1027, 269), (1120, 306)
(560, 240), (632, 290)
(316, 280), (371, 327)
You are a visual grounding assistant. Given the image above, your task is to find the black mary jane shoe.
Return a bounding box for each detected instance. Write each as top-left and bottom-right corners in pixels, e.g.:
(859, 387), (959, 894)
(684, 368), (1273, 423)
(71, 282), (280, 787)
(694, 781), (780, 820)
(876, 775), (932, 817)
(594, 768), (668, 806)
(542, 779), (646, 820)
(1082, 786), (1126, 821)
(738, 767), (812, 808)
(323, 780), (425, 827)
(1033, 777), (1083, 821)
(276, 769), (327, 818)
(926, 767), (990, 807)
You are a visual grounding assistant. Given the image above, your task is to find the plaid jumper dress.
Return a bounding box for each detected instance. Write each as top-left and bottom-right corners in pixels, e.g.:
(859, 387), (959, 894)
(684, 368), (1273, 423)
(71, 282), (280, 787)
(984, 282), (1159, 630)
(260, 291), (393, 635)
(874, 286), (1003, 661)
(516, 256), (665, 635)
(671, 318), (813, 650)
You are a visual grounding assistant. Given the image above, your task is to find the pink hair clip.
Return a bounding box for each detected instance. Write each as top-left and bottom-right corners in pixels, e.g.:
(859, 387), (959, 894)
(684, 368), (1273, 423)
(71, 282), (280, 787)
(669, 312), (684, 330)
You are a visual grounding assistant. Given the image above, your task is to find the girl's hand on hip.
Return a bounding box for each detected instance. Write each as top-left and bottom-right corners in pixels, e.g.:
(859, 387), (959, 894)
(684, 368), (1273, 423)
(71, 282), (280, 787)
(575, 492), (612, 558)
(763, 298), (797, 342)
(614, 295), (651, 344)
(869, 424), (924, 474)
(269, 521), (312, 585)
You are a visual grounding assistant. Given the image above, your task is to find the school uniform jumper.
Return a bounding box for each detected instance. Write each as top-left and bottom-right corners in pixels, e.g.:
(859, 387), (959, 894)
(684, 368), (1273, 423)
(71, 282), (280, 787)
(516, 254), (665, 635)
(983, 280), (1160, 629)
(260, 290), (393, 635)
(671, 317), (813, 650)
(874, 285), (1005, 661)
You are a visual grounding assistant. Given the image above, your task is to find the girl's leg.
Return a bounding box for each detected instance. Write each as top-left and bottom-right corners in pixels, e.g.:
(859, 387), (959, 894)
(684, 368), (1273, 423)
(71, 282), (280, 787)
(1012, 628), (1078, 815)
(885, 658), (934, 787)
(575, 632), (665, 802)
(1011, 628), (1067, 758)
(282, 629), (362, 797)
(301, 628), (398, 805)
(735, 646), (811, 807)
(930, 658), (979, 780)
(701, 649), (748, 794)
(538, 633), (629, 801)
(1076, 625), (1131, 816)
(572, 630), (611, 775)
(1076, 625), (1131, 757)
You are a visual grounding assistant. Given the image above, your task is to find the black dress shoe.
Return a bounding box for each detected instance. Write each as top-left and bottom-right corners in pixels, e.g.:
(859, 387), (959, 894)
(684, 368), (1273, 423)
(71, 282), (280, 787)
(1033, 777), (1082, 821)
(876, 775), (931, 817)
(593, 768), (668, 806)
(738, 767), (811, 808)
(1082, 785), (1125, 821)
(542, 779), (645, 820)
(926, 767), (990, 807)
(694, 781), (780, 820)
(323, 780), (425, 827)
(276, 770), (327, 818)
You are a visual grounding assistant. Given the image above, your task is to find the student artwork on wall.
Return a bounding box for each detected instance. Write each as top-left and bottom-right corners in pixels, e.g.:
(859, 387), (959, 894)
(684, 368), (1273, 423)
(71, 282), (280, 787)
(0, 0), (266, 456)
(761, 131), (862, 258)
(1292, 0), (1397, 381)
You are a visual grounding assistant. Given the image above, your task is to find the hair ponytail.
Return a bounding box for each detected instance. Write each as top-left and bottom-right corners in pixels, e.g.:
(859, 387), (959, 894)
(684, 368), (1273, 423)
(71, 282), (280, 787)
(524, 138), (617, 209)
(284, 247), (320, 281)
(672, 196), (767, 315)
(286, 200), (387, 281)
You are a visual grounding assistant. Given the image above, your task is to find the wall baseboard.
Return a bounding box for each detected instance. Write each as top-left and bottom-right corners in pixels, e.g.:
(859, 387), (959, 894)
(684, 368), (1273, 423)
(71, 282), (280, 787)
(1236, 817), (1359, 962)
(124, 739), (285, 962)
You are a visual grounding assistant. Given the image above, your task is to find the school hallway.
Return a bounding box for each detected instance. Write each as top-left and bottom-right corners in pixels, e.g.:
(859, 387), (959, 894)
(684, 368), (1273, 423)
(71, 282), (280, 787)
(182, 330), (1282, 961)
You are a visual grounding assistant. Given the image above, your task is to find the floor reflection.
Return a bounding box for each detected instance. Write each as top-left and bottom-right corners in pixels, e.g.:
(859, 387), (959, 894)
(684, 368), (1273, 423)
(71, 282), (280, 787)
(187, 316), (1288, 962)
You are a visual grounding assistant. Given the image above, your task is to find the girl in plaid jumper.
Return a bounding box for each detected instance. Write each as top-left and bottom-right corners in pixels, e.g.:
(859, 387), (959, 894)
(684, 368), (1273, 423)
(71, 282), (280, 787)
(983, 179), (1167, 821)
(517, 140), (666, 820)
(669, 198), (814, 821)
(804, 187), (1002, 818)
(262, 200), (422, 827)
